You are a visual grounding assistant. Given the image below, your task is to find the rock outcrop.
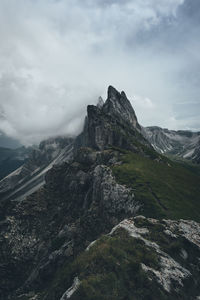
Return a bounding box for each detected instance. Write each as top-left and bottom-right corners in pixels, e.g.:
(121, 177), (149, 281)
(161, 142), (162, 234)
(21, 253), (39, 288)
(0, 147), (139, 299)
(59, 216), (200, 300)
(75, 85), (149, 152)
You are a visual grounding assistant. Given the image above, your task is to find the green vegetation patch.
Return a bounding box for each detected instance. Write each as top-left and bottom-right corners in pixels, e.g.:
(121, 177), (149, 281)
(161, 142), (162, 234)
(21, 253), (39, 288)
(45, 228), (167, 300)
(40, 218), (200, 300)
(112, 152), (200, 221)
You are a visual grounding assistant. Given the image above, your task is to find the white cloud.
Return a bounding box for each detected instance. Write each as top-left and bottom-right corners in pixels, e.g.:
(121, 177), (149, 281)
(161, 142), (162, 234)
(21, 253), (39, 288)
(1, 0), (199, 145)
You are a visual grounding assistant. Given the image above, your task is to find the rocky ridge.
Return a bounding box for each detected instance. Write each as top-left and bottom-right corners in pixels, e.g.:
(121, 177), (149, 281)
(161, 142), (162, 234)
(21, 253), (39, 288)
(0, 147), (140, 299)
(60, 216), (200, 299)
(0, 86), (200, 299)
(0, 86), (146, 299)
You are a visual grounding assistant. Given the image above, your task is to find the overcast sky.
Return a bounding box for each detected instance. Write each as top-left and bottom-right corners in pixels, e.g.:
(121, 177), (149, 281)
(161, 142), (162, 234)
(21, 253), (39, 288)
(0, 0), (200, 145)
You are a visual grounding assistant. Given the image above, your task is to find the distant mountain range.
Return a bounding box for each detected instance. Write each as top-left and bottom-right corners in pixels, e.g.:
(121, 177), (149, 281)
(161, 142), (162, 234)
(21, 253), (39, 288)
(143, 126), (200, 164)
(0, 146), (32, 180)
(0, 137), (73, 202)
(0, 86), (200, 300)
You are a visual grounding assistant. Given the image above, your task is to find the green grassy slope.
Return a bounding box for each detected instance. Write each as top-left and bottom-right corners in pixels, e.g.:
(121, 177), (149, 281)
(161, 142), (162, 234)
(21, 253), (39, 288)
(42, 220), (200, 300)
(112, 151), (200, 222)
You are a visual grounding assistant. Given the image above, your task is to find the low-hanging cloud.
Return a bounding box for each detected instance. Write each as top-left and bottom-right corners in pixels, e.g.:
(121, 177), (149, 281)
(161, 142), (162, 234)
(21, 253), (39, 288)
(0, 0), (199, 145)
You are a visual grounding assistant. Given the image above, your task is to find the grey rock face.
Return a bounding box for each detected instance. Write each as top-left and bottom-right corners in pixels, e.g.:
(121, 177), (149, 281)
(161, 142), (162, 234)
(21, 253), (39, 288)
(92, 165), (139, 214)
(103, 86), (140, 130)
(60, 277), (80, 300)
(0, 147), (139, 299)
(75, 86), (150, 152)
(143, 126), (200, 163)
(111, 218), (192, 293)
(79, 216), (200, 299)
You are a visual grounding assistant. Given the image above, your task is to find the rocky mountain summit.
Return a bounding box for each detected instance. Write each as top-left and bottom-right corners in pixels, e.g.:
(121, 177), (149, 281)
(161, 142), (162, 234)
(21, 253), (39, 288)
(0, 86), (200, 300)
(75, 86), (148, 152)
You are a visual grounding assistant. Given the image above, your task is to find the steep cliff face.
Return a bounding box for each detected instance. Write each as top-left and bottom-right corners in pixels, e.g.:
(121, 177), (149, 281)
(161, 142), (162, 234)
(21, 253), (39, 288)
(75, 86), (149, 152)
(103, 86), (140, 130)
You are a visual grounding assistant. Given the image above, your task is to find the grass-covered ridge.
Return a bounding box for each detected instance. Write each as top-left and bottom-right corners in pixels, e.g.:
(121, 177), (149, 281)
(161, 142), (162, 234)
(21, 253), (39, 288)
(112, 151), (200, 222)
(42, 217), (200, 300)
(72, 229), (162, 300)
(44, 227), (168, 300)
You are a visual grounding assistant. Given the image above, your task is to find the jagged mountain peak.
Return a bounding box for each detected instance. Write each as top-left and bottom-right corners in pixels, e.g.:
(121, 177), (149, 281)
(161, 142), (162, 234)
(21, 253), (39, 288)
(75, 86), (149, 151)
(103, 85), (140, 129)
(107, 85), (121, 98)
(107, 85), (127, 100)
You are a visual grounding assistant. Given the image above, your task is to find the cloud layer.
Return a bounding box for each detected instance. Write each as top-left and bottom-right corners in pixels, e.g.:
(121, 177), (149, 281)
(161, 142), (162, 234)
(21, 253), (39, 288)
(0, 0), (199, 144)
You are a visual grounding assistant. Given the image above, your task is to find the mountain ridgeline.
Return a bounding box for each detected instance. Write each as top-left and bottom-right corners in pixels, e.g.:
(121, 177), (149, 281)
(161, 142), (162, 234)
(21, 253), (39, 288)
(143, 126), (200, 164)
(0, 86), (200, 300)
